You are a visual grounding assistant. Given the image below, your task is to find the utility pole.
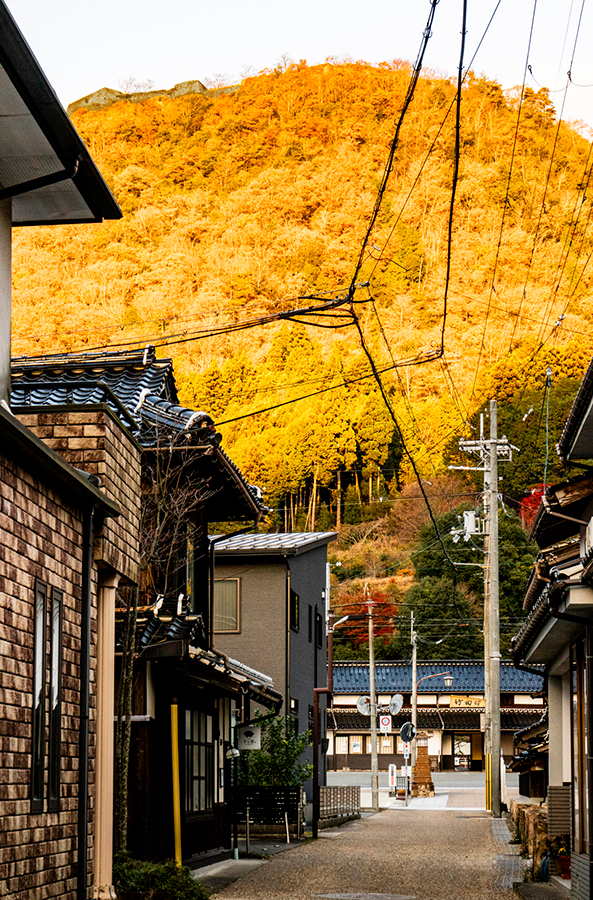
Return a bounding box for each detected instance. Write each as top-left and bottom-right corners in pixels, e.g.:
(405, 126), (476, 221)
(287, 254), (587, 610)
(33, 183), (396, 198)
(454, 399), (514, 819)
(367, 591), (379, 812)
(411, 612), (418, 769)
(488, 401), (501, 818)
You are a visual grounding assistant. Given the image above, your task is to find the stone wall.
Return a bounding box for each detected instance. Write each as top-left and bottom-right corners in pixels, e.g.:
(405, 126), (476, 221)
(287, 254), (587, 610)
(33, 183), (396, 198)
(510, 798), (548, 879)
(0, 450), (96, 899)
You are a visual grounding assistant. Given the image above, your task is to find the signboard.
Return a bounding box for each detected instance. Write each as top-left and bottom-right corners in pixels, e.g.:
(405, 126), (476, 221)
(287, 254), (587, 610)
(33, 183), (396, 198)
(388, 763), (397, 789)
(449, 695), (485, 709)
(403, 743), (410, 759)
(379, 714), (392, 734)
(237, 725), (261, 750)
(389, 693), (404, 716)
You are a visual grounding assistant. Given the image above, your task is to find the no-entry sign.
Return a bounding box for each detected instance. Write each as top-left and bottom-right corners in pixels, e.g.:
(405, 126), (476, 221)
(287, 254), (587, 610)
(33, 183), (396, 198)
(379, 714), (392, 733)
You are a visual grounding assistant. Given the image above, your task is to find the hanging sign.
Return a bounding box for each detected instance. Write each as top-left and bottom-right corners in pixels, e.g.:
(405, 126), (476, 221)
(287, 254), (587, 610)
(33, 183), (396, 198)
(237, 725), (261, 750)
(379, 714), (392, 734)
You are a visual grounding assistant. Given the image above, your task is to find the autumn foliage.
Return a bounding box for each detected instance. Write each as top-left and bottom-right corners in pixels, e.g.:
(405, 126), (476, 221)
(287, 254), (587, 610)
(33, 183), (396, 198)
(12, 59), (593, 516)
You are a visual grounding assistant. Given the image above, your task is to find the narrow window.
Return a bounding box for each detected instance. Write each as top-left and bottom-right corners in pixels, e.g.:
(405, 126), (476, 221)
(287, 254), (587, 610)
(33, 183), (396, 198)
(290, 589), (299, 632)
(184, 709), (215, 814)
(315, 612), (323, 648)
(48, 588), (63, 810)
(308, 605), (313, 642)
(31, 580), (47, 811)
(213, 580), (240, 632)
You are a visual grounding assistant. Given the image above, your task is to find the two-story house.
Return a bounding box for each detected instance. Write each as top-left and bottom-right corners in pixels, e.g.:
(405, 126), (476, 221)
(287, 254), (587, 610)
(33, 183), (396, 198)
(512, 353), (593, 900)
(10, 346), (283, 867)
(0, 5), (133, 900)
(212, 531), (337, 798)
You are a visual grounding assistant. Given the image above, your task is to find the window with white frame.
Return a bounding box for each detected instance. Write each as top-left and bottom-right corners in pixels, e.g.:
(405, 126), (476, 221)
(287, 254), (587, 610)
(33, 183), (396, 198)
(213, 579), (240, 632)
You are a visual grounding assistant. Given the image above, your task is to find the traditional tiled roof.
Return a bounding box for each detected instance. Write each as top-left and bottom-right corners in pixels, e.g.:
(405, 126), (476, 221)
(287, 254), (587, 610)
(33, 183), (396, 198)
(213, 531), (337, 555)
(10, 346), (264, 518)
(329, 706), (543, 732)
(10, 346), (213, 443)
(557, 354), (593, 460)
(332, 661), (545, 694)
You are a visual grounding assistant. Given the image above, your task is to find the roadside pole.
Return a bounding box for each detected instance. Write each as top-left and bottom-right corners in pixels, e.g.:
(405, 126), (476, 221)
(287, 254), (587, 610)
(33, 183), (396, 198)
(454, 399), (514, 819)
(411, 611), (417, 769)
(488, 401), (501, 818)
(367, 594), (379, 812)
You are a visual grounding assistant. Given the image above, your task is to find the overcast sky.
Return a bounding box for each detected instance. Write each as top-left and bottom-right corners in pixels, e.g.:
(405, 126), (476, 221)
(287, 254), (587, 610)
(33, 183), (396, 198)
(5, 0), (593, 128)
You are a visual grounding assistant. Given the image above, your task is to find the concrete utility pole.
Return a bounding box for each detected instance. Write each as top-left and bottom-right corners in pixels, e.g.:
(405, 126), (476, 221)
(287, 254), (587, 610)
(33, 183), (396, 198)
(367, 594), (379, 812)
(455, 399), (514, 819)
(411, 612), (418, 768)
(488, 401), (501, 818)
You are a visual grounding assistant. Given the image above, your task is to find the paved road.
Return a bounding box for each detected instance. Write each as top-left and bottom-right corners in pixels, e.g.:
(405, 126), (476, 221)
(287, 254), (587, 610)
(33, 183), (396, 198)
(326, 770), (523, 811)
(327, 771), (520, 789)
(214, 808), (524, 900)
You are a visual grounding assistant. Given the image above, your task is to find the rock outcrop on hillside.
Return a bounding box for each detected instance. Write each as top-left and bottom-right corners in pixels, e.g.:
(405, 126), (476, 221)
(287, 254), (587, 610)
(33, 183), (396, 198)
(67, 79), (236, 114)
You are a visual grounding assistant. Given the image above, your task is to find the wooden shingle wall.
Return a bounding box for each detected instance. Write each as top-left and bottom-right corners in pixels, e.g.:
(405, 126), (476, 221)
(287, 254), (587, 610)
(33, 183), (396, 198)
(0, 452), (96, 900)
(16, 406), (141, 582)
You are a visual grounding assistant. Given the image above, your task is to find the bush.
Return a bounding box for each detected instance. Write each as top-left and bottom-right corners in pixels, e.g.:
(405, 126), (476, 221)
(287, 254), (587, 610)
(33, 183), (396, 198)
(113, 853), (209, 899)
(238, 713), (312, 786)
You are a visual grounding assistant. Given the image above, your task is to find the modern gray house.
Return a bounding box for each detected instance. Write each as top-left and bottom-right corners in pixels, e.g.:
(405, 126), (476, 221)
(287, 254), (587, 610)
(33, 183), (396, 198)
(212, 531), (337, 796)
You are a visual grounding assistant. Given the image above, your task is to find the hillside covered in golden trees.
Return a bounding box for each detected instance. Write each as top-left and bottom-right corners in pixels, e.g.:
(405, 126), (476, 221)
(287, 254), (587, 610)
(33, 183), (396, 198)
(12, 60), (593, 523)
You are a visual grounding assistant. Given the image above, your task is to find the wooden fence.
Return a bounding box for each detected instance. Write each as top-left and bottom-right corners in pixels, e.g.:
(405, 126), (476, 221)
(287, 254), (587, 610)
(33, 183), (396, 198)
(235, 786), (302, 825)
(319, 785), (360, 819)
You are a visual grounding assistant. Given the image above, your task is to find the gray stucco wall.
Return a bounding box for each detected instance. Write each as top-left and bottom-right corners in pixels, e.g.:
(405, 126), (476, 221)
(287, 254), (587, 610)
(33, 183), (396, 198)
(212, 541), (331, 798)
(212, 557), (288, 701)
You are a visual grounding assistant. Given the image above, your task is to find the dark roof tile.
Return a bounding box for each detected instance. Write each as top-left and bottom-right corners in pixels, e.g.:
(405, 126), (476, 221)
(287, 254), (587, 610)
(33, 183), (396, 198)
(332, 661), (545, 694)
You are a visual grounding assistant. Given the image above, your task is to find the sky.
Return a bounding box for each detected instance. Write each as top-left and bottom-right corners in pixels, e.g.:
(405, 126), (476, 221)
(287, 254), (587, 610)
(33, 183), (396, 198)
(5, 0), (593, 129)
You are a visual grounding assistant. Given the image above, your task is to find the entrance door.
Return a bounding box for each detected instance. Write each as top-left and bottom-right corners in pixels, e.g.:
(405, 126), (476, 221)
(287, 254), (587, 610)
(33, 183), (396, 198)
(453, 734), (472, 770)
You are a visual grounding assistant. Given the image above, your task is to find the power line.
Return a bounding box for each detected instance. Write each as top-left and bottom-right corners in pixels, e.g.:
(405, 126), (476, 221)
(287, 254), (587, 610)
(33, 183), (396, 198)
(345, 0), (440, 304)
(471, 0), (539, 398)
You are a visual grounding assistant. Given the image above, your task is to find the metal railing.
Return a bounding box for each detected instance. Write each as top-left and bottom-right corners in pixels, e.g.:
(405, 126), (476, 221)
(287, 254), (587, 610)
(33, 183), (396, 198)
(319, 785), (360, 819)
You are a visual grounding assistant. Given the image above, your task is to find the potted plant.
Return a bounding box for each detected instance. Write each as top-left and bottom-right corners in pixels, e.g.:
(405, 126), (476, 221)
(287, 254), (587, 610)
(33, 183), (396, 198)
(547, 833), (571, 879)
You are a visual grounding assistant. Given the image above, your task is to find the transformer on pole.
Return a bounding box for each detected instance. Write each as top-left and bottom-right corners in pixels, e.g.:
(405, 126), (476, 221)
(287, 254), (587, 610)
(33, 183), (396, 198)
(451, 399), (516, 818)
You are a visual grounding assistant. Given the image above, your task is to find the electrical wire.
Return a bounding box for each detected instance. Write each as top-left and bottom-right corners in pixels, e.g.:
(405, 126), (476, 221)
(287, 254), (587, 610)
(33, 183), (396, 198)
(345, 0), (440, 304)
(470, 0), (539, 398)
(366, 0), (503, 287)
(213, 349), (441, 427)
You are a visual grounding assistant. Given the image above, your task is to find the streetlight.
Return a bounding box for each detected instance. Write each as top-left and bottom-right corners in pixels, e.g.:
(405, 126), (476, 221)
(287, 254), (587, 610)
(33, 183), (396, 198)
(411, 668), (453, 768)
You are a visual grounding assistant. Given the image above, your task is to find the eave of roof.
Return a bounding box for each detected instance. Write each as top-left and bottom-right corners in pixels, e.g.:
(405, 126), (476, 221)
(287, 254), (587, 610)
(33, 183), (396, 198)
(11, 347), (265, 520)
(0, 2), (121, 224)
(213, 531), (338, 556)
(0, 405), (119, 516)
(329, 706), (543, 732)
(530, 473), (593, 547)
(558, 355), (593, 461)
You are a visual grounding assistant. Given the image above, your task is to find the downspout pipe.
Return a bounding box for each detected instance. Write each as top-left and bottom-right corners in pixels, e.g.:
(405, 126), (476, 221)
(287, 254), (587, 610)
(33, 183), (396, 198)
(312, 629), (333, 840)
(77, 505), (95, 900)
